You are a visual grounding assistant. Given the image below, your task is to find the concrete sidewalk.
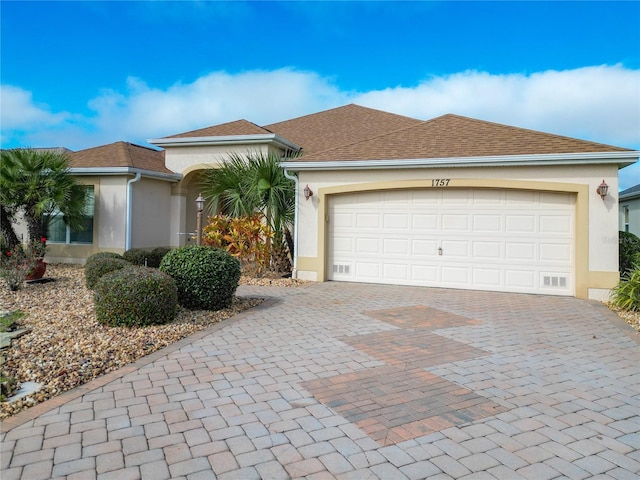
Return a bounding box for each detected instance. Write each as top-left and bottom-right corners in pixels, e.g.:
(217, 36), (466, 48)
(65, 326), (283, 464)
(1, 282), (639, 479)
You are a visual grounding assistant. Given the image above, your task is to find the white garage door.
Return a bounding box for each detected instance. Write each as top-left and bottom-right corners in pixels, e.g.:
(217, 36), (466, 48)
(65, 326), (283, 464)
(328, 188), (575, 296)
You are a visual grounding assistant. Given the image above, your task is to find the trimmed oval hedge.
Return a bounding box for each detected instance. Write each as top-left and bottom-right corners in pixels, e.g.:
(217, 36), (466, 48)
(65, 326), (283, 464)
(85, 257), (131, 290)
(159, 245), (241, 311)
(93, 266), (178, 327)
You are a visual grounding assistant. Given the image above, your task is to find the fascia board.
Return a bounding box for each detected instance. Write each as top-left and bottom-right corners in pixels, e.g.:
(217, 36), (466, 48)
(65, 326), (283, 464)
(69, 167), (182, 182)
(148, 134), (301, 152)
(281, 151), (640, 171)
(620, 191), (640, 201)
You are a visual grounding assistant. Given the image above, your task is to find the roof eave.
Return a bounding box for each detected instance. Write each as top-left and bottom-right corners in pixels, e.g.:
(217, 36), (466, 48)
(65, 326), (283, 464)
(282, 151), (640, 171)
(69, 167), (182, 182)
(148, 134), (302, 152)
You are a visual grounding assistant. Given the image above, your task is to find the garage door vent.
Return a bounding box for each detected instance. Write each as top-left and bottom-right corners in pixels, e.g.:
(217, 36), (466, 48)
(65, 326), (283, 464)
(333, 264), (350, 274)
(543, 275), (567, 288)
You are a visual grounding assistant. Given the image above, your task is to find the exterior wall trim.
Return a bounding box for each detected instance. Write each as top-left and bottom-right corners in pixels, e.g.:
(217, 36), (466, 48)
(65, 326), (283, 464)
(310, 178), (603, 299)
(284, 151), (638, 171)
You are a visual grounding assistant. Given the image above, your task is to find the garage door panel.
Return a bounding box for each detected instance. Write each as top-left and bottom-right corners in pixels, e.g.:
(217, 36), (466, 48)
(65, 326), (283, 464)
(506, 215), (536, 232)
(383, 238), (409, 255)
(328, 188), (574, 296)
(412, 214), (439, 230)
(472, 190), (504, 204)
(441, 240), (469, 257)
(383, 263), (409, 280)
(506, 242), (536, 260)
(411, 239), (438, 256)
(473, 242), (502, 259)
(332, 213), (354, 228)
(442, 266), (469, 284)
(383, 213), (409, 229)
(505, 269), (536, 288)
(539, 243), (572, 262)
(442, 214), (469, 231)
(506, 190), (536, 204)
(356, 213), (380, 228)
(540, 215), (572, 234)
(473, 268), (502, 286)
(332, 236), (354, 253)
(355, 262), (379, 278)
(356, 237), (380, 254)
(473, 215), (502, 232)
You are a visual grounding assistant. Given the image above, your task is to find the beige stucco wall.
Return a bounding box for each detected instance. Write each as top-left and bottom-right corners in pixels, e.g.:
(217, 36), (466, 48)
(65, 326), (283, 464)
(164, 143), (280, 174)
(293, 163), (620, 300)
(131, 178), (173, 249)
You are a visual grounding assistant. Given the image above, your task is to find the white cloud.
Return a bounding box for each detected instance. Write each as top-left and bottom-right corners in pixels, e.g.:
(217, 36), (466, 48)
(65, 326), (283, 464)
(354, 65), (640, 149)
(1, 66), (638, 185)
(0, 85), (73, 146)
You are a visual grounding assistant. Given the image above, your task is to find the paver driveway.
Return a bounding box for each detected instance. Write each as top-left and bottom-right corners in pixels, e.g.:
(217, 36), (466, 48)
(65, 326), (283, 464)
(1, 282), (639, 479)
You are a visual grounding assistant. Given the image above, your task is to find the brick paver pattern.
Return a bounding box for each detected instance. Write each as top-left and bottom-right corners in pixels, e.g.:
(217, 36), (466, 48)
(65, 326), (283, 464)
(1, 282), (639, 479)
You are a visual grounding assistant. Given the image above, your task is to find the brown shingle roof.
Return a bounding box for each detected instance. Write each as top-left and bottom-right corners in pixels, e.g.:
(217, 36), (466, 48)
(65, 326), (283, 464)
(264, 104), (422, 156)
(69, 142), (173, 174)
(296, 114), (632, 162)
(165, 119), (271, 138)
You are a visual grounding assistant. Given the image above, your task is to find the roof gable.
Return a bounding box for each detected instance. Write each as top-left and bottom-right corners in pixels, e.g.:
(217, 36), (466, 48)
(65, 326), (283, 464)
(70, 142), (173, 174)
(297, 114), (632, 162)
(162, 119), (271, 139)
(264, 104), (422, 156)
(620, 184), (640, 199)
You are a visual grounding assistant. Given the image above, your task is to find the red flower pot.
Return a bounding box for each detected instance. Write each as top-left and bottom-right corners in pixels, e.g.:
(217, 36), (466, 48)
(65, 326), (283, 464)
(26, 259), (47, 281)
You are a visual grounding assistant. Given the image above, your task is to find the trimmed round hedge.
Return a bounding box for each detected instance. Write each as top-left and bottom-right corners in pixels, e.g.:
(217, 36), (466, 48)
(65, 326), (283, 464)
(159, 245), (241, 311)
(85, 257), (131, 290)
(85, 251), (124, 266)
(122, 247), (173, 268)
(93, 266), (178, 327)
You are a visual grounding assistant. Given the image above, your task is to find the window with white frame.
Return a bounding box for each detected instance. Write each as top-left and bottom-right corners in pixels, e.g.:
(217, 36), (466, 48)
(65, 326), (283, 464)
(48, 186), (95, 244)
(624, 205), (630, 233)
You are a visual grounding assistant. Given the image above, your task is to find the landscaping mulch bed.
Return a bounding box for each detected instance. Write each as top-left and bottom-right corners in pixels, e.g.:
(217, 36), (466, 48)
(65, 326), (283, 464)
(0, 264), (303, 419)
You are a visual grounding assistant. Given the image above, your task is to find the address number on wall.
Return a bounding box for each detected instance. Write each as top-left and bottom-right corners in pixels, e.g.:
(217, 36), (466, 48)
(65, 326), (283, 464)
(431, 179), (451, 187)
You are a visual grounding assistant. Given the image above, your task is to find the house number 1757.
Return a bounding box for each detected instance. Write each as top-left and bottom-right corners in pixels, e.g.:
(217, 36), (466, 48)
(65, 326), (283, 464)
(431, 179), (451, 187)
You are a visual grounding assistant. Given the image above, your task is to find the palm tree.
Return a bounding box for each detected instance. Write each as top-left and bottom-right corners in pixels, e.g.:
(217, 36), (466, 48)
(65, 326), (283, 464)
(0, 148), (88, 245)
(200, 151), (296, 272)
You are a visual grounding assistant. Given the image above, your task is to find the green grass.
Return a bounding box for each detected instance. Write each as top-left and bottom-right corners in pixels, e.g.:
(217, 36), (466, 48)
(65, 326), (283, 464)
(0, 310), (25, 332)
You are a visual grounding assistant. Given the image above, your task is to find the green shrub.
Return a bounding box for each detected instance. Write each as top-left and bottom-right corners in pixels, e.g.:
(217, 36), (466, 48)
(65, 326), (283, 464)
(159, 245), (241, 310)
(85, 252), (123, 267)
(85, 257), (130, 290)
(620, 231), (640, 275)
(94, 266), (178, 327)
(149, 247), (172, 268)
(611, 267), (640, 311)
(123, 248), (151, 266)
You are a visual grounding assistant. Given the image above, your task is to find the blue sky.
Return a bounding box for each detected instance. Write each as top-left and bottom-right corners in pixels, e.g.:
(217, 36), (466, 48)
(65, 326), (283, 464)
(2, 1), (639, 188)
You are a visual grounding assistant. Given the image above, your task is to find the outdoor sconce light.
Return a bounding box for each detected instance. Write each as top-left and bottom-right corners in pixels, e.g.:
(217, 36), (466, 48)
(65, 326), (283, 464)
(303, 184), (313, 201)
(596, 180), (609, 200)
(195, 193), (205, 246)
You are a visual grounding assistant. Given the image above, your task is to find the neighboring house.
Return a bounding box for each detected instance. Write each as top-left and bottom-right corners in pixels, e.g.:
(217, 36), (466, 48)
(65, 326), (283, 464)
(37, 104), (639, 300)
(619, 184), (640, 236)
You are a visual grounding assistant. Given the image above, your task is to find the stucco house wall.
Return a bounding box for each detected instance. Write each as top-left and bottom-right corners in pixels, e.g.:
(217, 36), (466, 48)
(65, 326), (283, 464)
(131, 177), (174, 249)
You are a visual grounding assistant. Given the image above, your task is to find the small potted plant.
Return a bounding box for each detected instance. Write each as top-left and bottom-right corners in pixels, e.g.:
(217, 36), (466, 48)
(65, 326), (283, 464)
(25, 237), (48, 281)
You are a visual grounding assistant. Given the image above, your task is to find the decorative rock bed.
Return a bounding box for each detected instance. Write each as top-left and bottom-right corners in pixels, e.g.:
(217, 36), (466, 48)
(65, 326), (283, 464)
(0, 264), (305, 419)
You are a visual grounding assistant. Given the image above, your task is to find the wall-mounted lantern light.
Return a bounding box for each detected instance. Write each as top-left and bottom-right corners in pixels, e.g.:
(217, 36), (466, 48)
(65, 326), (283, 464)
(195, 193), (205, 245)
(596, 180), (609, 200)
(303, 184), (313, 201)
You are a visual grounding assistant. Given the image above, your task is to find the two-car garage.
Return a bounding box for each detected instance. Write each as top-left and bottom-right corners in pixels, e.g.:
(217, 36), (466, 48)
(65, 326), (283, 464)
(327, 188), (575, 296)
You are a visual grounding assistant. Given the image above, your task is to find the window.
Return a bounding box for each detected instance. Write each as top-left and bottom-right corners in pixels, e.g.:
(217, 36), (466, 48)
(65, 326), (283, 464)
(48, 186), (95, 244)
(624, 206), (630, 233)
